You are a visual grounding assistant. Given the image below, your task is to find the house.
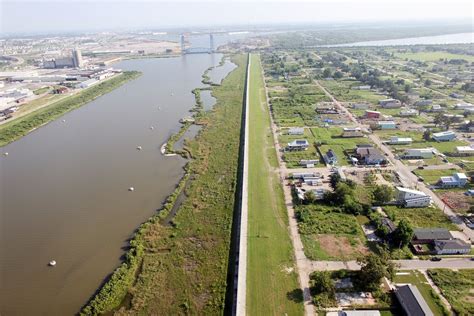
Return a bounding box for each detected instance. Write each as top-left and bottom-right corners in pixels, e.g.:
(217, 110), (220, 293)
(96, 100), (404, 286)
(372, 121), (396, 130)
(455, 146), (474, 156)
(400, 108), (418, 117)
(395, 285), (434, 316)
(300, 159), (318, 168)
(415, 99), (433, 107)
(353, 103), (369, 110)
(316, 107), (338, 114)
(404, 148), (434, 159)
(396, 187), (432, 207)
(438, 172), (468, 188)
(355, 145), (386, 165)
(365, 110), (381, 119)
(432, 131), (456, 142)
(381, 217), (397, 235)
(412, 228), (452, 244)
(288, 127), (304, 135)
(389, 137), (413, 145)
(323, 149), (338, 165)
(450, 92), (463, 99)
(287, 139), (309, 151)
(379, 98), (402, 108)
(352, 85), (371, 90)
(431, 104), (444, 112)
(76, 78), (99, 89)
(295, 187), (326, 201)
(455, 102), (474, 110)
(434, 239), (471, 255)
(292, 172), (321, 180)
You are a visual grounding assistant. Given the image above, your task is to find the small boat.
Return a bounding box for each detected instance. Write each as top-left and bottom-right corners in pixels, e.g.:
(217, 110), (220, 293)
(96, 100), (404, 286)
(3, 152), (8, 156)
(62, 119), (66, 123)
(136, 146), (142, 150)
(150, 126), (154, 130)
(128, 187), (135, 192)
(49, 260), (56, 267)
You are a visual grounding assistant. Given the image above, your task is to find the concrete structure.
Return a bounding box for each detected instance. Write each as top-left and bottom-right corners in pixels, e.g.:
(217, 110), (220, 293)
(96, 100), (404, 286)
(395, 285), (434, 316)
(72, 49), (83, 68)
(352, 85), (371, 90)
(432, 131), (456, 142)
(300, 159), (318, 168)
(373, 121), (396, 130)
(287, 139), (309, 151)
(323, 149), (338, 165)
(379, 98), (401, 108)
(404, 148), (434, 159)
(389, 137), (413, 145)
(365, 110), (381, 119)
(438, 173), (468, 188)
(396, 187), (432, 207)
(434, 239), (471, 255)
(455, 146), (474, 156)
(76, 78), (99, 89)
(287, 127), (304, 135)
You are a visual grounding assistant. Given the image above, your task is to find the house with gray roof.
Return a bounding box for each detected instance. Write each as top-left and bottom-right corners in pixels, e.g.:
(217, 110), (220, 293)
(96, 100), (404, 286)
(395, 285), (434, 316)
(412, 228), (453, 244)
(434, 239), (471, 255)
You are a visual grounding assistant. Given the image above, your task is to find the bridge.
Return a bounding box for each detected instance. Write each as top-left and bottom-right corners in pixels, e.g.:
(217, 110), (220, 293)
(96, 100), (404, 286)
(181, 33), (214, 54)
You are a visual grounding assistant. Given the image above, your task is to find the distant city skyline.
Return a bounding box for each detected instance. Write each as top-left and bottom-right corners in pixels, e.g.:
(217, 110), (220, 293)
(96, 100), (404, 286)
(1, 0), (473, 35)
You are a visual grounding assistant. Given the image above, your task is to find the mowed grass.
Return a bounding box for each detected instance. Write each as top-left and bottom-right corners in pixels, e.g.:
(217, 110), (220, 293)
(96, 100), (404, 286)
(428, 269), (474, 316)
(393, 270), (448, 316)
(247, 54), (303, 315)
(395, 51), (474, 63)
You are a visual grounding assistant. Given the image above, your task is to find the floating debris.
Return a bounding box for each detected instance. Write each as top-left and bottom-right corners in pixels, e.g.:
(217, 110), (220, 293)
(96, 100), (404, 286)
(48, 260), (57, 267)
(128, 187), (135, 192)
(150, 126), (154, 130)
(3, 152), (8, 156)
(136, 146), (142, 150)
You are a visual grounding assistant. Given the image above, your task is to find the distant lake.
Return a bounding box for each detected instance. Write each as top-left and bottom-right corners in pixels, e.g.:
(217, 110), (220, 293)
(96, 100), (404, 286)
(325, 32), (474, 47)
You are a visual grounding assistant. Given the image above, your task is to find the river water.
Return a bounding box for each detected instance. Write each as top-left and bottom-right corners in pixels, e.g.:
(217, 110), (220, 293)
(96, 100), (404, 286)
(325, 32), (474, 47)
(0, 53), (234, 315)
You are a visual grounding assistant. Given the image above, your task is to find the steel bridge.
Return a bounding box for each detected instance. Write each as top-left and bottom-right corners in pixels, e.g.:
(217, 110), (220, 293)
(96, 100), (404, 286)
(180, 33), (214, 54)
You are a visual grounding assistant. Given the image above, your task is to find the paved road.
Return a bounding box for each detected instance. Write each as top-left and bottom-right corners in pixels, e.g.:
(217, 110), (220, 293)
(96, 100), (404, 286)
(311, 258), (474, 271)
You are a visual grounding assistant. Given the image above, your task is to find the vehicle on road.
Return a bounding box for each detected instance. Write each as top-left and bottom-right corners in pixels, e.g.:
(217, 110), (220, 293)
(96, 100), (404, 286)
(430, 257), (442, 261)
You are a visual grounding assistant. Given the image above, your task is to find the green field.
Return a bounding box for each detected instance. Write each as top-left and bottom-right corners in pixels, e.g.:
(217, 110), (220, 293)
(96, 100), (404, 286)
(393, 271), (448, 316)
(82, 55), (246, 315)
(383, 205), (457, 230)
(428, 269), (474, 316)
(395, 51), (474, 63)
(247, 54), (303, 315)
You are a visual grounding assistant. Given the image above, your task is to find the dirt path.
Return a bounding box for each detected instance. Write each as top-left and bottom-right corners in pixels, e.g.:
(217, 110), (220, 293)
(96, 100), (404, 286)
(262, 63), (316, 316)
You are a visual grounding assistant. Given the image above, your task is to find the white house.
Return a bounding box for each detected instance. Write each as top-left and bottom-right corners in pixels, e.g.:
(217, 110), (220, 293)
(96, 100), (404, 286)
(287, 139), (309, 151)
(438, 173), (468, 188)
(431, 104), (444, 112)
(288, 127), (304, 135)
(373, 121), (396, 130)
(434, 239), (471, 255)
(404, 148), (434, 159)
(396, 187), (432, 207)
(455, 102), (474, 110)
(389, 137), (413, 145)
(432, 131), (456, 142)
(300, 159), (318, 168)
(399, 108), (418, 117)
(455, 146), (474, 156)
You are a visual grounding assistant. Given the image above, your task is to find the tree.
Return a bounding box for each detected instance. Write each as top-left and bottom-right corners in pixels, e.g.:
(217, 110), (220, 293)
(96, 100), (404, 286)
(329, 172), (341, 190)
(423, 130), (431, 141)
(323, 68), (332, 78)
(357, 251), (395, 291)
(372, 185), (394, 204)
(424, 79), (432, 87)
(333, 71), (343, 79)
(393, 219), (414, 248)
(304, 191), (317, 204)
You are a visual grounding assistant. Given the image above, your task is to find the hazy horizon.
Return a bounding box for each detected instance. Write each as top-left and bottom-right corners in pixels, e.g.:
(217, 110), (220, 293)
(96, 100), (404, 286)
(1, 0), (473, 35)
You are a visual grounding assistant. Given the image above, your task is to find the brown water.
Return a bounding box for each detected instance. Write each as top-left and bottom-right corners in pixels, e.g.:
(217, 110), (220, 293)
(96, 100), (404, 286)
(0, 53), (232, 315)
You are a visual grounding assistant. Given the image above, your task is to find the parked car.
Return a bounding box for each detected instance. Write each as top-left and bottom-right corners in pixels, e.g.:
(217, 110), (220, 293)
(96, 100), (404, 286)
(430, 257), (442, 261)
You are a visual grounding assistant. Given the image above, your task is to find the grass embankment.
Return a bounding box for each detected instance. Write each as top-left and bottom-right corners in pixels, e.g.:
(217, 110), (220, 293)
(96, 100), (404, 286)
(428, 269), (474, 316)
(0, 71), (141, 147)
(247, 54), (303, 315)
(81, 54), (247, 315)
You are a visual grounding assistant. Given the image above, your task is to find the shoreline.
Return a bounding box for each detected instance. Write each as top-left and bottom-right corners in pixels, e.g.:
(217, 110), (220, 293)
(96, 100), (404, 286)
(0, 71), (141, 148)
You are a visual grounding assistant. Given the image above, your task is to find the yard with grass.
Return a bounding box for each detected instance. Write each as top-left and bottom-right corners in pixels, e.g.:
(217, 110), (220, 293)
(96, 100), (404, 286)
(393, 270), (449, 316)
(395, 51), (474, 63)
(428, 269), (474, 316)
(296, 205), (369, 260)
(382, 205), (457, 230)
(247, 54), (303, 315)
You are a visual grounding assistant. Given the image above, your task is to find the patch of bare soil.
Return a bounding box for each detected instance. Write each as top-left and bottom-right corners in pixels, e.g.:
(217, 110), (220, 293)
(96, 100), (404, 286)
(318, 234), (368, 259)
(439, 191), (472, 213)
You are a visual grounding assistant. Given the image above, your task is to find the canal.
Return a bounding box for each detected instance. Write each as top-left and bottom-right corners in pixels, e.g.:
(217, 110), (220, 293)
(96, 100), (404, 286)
(0, 53), (234, 315)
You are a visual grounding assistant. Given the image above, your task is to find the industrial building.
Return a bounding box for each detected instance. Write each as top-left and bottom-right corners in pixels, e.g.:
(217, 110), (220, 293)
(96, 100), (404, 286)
(43, 49), (83, 69)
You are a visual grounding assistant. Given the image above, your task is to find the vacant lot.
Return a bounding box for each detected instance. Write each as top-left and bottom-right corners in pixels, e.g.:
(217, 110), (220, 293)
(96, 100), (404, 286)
(428, 269), (474, 316)
(393, 270), (448, 316)
(395, 51), (474, 63)
(247, 54), (303, 315)
(382, 205), (457, 230)
(296, 205), (368, 260)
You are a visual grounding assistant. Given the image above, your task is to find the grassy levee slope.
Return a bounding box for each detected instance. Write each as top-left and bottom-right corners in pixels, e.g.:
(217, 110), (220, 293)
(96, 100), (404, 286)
(0, 71), (141, 147)
(247, 54), (303, 315)
(81, 55), (246, 315)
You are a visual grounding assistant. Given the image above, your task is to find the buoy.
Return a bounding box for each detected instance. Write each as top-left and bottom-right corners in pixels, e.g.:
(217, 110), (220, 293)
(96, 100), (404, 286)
(137, 146), (142, 150)
(128, 187), (135, 191)
(49, 260), (56, 267)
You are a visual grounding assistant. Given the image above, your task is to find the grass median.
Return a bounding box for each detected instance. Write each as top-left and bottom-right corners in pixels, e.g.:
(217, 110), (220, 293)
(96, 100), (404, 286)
(247, 53), (303, 315)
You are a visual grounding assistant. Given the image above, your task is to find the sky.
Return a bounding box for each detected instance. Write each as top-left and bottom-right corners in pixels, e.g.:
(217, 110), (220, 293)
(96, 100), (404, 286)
(1, 0), (473, 35)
